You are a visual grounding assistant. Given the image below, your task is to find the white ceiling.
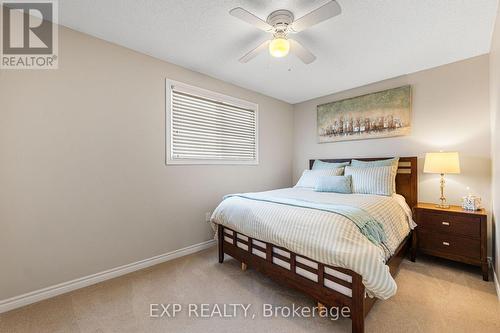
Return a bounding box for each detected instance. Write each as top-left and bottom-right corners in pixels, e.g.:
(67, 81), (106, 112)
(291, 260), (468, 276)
(59, 0), (499, 104)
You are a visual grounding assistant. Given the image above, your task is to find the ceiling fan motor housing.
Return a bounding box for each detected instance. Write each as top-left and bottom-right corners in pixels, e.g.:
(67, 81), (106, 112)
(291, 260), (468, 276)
(266, 10), (294, 32)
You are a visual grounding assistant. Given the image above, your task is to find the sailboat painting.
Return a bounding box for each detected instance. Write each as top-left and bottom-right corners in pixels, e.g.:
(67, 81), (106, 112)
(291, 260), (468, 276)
(317, 85), (412, 143)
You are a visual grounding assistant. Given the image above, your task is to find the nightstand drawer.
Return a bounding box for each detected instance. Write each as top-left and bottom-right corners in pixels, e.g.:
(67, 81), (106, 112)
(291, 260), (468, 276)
(418, 231), (480, 259)
(417, 211), (480, 238)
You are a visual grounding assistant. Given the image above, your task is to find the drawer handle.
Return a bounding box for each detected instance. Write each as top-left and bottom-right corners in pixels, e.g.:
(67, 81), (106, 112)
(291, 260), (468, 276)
(442, 221), (450, 226)
(442, 241), (450, 246)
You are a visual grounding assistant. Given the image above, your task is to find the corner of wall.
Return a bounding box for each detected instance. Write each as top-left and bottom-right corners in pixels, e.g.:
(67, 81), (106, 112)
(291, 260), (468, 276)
(489, 0), (500, 287)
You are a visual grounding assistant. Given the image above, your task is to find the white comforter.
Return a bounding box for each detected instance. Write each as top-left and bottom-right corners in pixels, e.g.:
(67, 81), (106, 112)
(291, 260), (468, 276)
(211, 187), (414, 299)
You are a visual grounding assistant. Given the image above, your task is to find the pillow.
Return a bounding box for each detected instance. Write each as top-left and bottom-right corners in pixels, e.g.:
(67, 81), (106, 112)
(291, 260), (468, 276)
(344, 166), (394, 196)
(295, 168), (344, 188)
(351, 157), (399, 168)
(314, 175), (352, 194)
(350, 158), (399, 192)
(312, 160), (350, 170)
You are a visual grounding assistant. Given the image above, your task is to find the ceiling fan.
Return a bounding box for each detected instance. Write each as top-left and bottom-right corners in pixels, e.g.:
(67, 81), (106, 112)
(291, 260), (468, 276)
(229, 0), (342, 64)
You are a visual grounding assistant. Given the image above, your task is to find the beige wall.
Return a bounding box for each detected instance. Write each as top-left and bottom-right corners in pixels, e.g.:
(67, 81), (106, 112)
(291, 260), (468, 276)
(0, 26), (293, 300)
(490, 6), (500, 282)
(293, 55), (492, 253)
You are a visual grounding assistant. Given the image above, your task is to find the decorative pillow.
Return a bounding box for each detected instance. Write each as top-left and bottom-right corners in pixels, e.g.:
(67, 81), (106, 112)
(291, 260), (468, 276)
(295, 168), (344, 188)
(314, 175), (352, 194)
(312, 160), (350, 170)
(344, 166), (394, 196)
(350, 158), (399, 192)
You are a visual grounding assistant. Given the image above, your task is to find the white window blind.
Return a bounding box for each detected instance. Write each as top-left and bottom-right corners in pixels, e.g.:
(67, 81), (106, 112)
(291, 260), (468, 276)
(166, 80), (258, 165)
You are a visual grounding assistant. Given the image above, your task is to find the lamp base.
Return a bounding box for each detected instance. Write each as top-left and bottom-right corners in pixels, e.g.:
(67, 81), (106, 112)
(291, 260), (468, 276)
(437, 174), (449, 209)
(436, 203), (450, 209)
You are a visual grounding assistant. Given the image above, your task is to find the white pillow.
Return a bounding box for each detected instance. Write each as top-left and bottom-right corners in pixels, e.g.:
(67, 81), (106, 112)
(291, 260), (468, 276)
(295, 168), (344, 188)
(344, 165), (394, 196)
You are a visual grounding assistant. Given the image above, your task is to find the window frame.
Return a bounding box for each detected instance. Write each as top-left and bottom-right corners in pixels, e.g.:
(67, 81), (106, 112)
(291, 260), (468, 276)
(165, 79), (259, 165)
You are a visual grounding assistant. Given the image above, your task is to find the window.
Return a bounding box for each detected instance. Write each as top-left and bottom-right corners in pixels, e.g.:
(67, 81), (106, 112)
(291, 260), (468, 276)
(166, 79), (258, 165)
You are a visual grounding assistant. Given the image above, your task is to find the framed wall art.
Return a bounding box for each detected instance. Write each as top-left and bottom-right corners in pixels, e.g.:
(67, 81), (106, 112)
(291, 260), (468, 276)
(317, 85), (412, 143)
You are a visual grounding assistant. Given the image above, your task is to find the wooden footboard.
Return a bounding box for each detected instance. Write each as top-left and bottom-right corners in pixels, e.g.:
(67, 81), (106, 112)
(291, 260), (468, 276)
(218, 224), (411, 333)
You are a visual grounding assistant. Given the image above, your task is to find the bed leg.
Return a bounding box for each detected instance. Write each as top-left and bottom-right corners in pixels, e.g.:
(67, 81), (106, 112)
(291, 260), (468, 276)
(317, 302), (326, 313)
(241, 262), (248, 271)
(410, 230), (417, 262)
(351, 274), (365, 333)
(351, 310), (364, 333)
(218, 224), (224, 263)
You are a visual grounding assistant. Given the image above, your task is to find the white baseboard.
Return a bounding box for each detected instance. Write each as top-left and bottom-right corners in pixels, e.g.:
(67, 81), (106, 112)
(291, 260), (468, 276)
(494, 268), (500, 302)
(0, 239), (216, 314)
(489, 257), (500, 302)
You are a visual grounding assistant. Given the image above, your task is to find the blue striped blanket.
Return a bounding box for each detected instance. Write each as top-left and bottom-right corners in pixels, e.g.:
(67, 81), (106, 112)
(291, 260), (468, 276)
(224, 192), (387, 245)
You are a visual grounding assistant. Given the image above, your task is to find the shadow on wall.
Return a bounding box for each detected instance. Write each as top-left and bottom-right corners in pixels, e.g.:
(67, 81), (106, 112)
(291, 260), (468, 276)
(412, 123), (486, 148)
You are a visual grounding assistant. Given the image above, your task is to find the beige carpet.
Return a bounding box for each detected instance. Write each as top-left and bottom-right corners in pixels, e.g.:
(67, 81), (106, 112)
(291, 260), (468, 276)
(1, 246), (499, 333)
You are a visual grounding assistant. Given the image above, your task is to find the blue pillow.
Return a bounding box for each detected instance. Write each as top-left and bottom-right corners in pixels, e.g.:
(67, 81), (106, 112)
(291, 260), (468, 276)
(350, 157), (399, 168)
(314, 176), (352, 194)
(312, 160), (350, 170)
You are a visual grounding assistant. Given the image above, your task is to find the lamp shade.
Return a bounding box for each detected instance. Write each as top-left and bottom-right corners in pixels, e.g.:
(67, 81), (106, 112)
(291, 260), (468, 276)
(423, 152), (461, 174)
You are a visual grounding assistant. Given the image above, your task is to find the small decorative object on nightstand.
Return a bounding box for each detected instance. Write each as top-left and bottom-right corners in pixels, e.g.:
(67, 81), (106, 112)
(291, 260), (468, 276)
(462, 193), (482, 211)
(412, 203), (488, 280)
(423, 152), (461, 208)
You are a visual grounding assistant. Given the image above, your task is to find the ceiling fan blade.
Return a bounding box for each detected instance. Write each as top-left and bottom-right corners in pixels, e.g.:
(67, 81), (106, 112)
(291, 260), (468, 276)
(290, 0), (341, 33)
(229, 7), (273, 32)
(239, 40), (271, 63)
(289, 39), (316, 64)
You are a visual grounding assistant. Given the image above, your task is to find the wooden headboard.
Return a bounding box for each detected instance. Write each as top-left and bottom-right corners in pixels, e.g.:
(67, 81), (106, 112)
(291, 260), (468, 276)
(309, 157), (418, 208)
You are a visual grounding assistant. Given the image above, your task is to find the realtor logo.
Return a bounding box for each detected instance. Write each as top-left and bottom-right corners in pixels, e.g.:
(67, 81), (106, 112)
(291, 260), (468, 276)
(1, 0), (58, 69)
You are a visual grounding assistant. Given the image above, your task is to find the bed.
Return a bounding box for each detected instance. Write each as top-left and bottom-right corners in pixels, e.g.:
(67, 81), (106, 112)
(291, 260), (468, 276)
(212, 157), (417, 333)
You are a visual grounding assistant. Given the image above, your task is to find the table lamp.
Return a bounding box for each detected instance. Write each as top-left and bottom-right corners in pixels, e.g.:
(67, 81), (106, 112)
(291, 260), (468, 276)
(423, 152), (461, 208)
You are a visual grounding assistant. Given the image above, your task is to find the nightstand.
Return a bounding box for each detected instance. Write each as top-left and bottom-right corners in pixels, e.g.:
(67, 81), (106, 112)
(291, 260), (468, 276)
(412, 203), (488, 281)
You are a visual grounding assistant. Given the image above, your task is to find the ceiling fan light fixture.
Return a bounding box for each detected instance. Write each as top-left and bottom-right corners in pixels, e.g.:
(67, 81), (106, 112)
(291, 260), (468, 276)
(231, 1), (342, 63)
(269, 37), (290, 58)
